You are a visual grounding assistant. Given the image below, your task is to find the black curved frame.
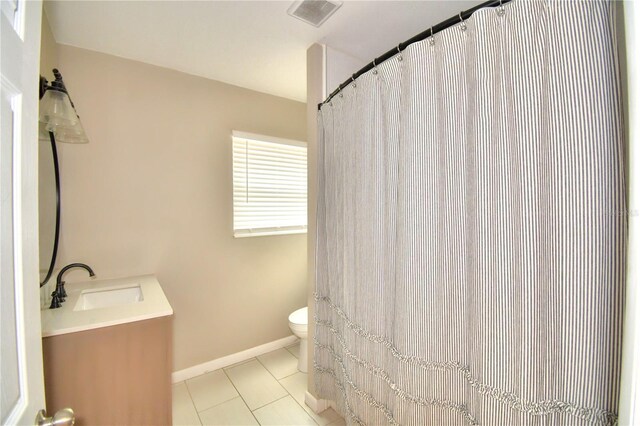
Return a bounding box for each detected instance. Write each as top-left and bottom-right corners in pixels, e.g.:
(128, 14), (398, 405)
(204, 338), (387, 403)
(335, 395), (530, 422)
(318, 0), (513, 109)
(39, 131), (61, 287)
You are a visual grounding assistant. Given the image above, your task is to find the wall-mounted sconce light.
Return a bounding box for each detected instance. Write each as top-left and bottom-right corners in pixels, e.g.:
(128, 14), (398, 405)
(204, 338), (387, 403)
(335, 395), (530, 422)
(39, 69), (89, 144)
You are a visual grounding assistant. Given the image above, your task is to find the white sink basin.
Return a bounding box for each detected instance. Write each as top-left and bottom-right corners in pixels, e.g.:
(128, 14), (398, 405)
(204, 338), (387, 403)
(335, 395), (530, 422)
(73, 284), (144, 311)
(42, 275), (173, 337)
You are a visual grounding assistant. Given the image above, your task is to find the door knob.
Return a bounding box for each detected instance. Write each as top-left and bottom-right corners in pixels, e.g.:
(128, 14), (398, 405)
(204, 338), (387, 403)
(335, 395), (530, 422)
(35, 408), (75, 426)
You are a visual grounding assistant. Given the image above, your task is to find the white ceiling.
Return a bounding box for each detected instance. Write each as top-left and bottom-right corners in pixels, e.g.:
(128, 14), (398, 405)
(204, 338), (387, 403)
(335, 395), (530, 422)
(44, 0), (479, 102)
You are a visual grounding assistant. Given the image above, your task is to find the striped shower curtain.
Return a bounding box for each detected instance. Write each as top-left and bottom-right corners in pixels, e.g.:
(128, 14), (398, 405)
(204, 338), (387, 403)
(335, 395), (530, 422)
(314, 1), (625, 425)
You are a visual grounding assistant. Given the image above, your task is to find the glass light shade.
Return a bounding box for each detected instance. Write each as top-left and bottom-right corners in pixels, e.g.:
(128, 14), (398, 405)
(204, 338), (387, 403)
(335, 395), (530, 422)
(38, 122), (51, 139)
(54, 118), (89, 144)
(39, 89), (78, 131)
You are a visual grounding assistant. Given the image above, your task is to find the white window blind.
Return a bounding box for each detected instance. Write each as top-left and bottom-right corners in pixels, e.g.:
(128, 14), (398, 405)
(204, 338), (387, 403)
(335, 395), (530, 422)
(232, 131), (307, 237)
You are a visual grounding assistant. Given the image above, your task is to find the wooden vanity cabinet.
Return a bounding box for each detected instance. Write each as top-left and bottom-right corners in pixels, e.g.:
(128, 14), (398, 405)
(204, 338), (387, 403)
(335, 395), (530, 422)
(42, 315), (172, 426)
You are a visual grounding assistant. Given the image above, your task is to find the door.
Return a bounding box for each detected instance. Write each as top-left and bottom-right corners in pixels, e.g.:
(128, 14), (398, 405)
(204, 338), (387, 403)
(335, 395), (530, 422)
(1, 0), (46, 424)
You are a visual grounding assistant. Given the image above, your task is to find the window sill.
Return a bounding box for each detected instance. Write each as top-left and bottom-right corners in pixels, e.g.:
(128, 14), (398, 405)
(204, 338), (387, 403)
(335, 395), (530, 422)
(234, 228), (307, 238)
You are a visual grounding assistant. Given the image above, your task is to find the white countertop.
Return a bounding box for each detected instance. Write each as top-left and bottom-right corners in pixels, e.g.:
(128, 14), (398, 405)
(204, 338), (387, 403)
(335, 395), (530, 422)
(41, 274), (173, 337)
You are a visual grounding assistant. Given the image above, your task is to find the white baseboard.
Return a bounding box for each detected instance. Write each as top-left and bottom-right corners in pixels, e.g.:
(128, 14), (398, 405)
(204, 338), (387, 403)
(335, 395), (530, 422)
(304, 391), (333, 413)
(172, 335), (298, 383)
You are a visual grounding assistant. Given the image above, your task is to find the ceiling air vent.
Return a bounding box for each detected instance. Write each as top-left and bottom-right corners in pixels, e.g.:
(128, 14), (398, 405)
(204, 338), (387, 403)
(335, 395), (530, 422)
(287, 0), (342, 27)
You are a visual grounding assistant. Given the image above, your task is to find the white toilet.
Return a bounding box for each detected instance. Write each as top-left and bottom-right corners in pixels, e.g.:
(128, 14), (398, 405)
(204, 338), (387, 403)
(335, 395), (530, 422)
(288, 307), (308, 373)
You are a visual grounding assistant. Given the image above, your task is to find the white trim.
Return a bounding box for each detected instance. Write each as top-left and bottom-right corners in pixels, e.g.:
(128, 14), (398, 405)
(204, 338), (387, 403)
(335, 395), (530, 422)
(172, 335), (298, 383)
(304, 391), (332, 413)
(232, 130), (306, 148)
(234, 227), (307, 238)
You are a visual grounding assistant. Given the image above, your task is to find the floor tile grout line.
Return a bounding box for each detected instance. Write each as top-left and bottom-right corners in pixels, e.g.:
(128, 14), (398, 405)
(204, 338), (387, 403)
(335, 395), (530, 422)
(281, 385), (321, 426)
(185, 369), (240, 414)
(221, 364), (262, 425)
(275, 371), (304, 405)
(285, 346), (300, 359)
(181, 380), (204, 426)
(227, 354), (293, 413)
(254, 355), (277, 381)
(278, 370), (300, 380)
(261, 349), (326, 426)
(254, 353), (296, 384)
(195, 394), (240, 415)
(223, 356), (256, 372)
(256, 348), (300, 381)
(177, 349), (316, 425)
(274, 373), (322, 426)
(194, 407), (204, 425)
(250, 394), (291, 412)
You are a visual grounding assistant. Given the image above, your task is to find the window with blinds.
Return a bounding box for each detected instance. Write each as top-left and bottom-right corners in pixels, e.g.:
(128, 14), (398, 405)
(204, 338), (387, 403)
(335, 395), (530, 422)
(232, 131), (307, 237)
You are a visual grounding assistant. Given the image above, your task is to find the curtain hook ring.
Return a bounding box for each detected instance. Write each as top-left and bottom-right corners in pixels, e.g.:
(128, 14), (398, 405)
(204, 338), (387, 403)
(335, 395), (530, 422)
(459, 12), (467, 31)
(372, 58), (378, 75)
(497, 0), (505, 16)
(351, 74), (357, 88)
(429, 26), (435, 46)
(397, 44), (403, 61)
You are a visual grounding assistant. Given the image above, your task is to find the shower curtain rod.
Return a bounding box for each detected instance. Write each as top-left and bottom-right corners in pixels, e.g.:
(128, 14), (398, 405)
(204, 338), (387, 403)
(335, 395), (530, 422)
(317, 0), (513, 110)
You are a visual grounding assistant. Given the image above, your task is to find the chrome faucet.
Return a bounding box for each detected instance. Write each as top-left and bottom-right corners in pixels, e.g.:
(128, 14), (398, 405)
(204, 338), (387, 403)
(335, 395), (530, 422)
(50, 263), (95, 309)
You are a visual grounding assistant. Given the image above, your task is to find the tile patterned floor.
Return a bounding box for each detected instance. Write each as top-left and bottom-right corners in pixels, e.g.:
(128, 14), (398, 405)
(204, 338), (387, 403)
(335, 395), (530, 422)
(173, 343), (344, 426)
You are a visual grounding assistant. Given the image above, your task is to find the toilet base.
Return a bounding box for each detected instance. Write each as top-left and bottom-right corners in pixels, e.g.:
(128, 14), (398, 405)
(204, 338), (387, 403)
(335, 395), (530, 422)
(297, 338), (308, 373)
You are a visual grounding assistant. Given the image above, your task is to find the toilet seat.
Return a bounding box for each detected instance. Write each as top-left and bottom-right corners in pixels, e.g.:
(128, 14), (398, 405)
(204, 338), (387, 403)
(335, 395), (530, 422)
(288, 307), (308, 325)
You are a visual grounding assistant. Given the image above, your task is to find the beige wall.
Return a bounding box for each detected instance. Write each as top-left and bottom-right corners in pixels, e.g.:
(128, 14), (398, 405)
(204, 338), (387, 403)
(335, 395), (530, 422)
(40, 9), (58, 81)
(50, 45), (307, 371)
(39, 11), (59, 308)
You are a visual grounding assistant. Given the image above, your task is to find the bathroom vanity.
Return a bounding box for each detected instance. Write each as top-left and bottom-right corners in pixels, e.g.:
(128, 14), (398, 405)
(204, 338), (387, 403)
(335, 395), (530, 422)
(40, 275), (173, 426)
